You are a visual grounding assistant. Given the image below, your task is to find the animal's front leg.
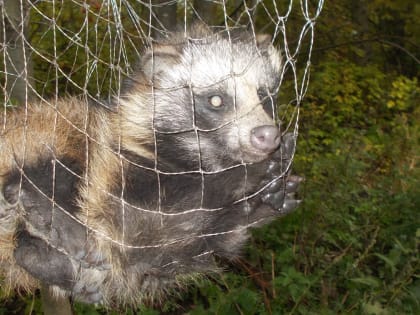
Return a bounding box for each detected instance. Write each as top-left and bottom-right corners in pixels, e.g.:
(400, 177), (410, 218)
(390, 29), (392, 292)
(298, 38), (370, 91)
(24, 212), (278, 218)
(14, 228), (76, 290)
(14, 228), (106, 304)
(261, 133), (303, 214)
(5, 173), (109, 303)
(3, 161), (110, 269)
(245, 132), (303, 222)
(261, 132), (303, 214)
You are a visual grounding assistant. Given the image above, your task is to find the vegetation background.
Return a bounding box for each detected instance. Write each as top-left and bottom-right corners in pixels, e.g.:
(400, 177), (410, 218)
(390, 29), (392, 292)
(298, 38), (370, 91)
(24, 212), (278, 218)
(0, 0), (418, 314)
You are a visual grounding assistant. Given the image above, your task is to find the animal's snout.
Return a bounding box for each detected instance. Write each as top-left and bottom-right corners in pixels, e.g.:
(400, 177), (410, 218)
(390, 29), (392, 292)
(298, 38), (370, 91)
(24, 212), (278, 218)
(250, 125), (280, 153)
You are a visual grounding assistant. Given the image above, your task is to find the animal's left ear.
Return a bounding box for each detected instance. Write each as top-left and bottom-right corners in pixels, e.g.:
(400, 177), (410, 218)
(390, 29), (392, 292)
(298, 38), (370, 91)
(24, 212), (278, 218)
(141, 44), (181, 81)
(256, 34), (282, 72)
(256, 34), (272, 49)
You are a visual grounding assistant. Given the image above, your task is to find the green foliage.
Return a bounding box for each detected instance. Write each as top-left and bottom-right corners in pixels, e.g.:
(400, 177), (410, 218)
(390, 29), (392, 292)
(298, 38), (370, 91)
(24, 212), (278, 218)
(189, 274), (265, 315)
(28, 0), (143, 98)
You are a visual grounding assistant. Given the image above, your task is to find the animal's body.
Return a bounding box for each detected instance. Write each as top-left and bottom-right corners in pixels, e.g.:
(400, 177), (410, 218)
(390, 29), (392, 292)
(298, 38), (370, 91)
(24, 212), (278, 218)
(0, 27), (301, 305)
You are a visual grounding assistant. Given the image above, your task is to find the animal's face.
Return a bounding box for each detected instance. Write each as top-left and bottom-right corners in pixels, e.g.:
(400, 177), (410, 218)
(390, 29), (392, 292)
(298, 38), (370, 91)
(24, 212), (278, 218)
(126, 30), (282, 171)
(189, 42), (281, 169)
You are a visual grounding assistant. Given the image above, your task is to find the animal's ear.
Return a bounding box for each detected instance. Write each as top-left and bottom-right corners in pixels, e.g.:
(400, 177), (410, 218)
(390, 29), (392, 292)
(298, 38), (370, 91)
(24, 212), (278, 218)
(256, 34), (282, 72)
(141, 44), (180, 81)
(256, 34), (272, 49)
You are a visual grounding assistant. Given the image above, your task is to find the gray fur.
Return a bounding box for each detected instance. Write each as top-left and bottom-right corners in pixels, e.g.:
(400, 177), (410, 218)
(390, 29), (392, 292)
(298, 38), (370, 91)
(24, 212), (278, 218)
(0, 27), (302, 306)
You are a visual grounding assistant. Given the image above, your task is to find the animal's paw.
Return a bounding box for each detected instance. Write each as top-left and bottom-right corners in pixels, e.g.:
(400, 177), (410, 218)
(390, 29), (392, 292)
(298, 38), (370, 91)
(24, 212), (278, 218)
(268, 132), (296, 176)
(261, 175), (303, 214)
(14, 228), (76, 290)
(71, 265), (108, 304)
(72, 281), (104, 304)
(73, 241), (111, 271)
(260, 132), (303, 214)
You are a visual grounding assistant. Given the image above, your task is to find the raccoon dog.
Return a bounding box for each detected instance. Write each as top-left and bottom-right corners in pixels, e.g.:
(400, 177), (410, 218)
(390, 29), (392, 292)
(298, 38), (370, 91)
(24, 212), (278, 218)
(0, 27), (302, 305)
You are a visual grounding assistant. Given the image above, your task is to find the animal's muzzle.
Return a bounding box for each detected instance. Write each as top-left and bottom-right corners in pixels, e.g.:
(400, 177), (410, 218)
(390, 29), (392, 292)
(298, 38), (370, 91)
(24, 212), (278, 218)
(250, 125), (281, 153)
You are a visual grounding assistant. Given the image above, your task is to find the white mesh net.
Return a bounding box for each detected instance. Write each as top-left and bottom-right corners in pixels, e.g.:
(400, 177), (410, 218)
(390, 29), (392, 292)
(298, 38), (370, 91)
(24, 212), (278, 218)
(0, 0), (324, 305)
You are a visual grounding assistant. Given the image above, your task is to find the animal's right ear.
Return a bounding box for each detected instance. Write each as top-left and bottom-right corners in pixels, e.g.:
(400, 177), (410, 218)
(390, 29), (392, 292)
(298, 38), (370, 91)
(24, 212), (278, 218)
(256, 34), (282, 73)
(141, 44), (180, 81)
(255, 34), (272, 49)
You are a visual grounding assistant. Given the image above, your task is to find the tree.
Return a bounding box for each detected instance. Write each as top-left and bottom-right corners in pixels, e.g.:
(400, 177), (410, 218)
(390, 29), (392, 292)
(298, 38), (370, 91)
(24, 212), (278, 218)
(1, 0), (34, 104)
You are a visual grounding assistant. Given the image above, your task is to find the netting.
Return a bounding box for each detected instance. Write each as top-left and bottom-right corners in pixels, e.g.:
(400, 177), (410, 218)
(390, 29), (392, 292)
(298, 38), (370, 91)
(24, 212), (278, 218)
(0, 0), (324, 305)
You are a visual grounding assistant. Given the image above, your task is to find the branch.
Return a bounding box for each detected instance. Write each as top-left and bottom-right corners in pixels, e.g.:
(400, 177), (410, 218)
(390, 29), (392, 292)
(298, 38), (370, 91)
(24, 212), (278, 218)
(313, 37), (420, 65)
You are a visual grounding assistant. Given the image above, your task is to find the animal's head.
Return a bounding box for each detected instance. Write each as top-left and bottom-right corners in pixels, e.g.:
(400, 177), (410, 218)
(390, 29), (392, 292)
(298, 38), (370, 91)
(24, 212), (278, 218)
(121, 27), (283, 172)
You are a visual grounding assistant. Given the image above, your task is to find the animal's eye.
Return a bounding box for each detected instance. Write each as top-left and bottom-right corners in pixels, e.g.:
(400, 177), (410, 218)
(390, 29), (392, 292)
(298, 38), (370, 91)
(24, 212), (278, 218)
(258, 87), (276, 118)
(208, 95), (223, 108)
(257, 88), (268, 101)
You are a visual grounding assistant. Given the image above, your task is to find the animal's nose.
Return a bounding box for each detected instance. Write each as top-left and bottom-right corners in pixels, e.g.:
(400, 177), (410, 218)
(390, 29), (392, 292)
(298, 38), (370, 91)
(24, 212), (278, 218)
(250, 125), (281, 153)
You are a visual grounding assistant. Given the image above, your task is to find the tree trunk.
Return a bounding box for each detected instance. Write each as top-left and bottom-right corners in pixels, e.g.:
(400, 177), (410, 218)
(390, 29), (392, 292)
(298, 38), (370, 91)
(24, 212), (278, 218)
(1, 0), (34, 104)
(352, 0), (372, 64)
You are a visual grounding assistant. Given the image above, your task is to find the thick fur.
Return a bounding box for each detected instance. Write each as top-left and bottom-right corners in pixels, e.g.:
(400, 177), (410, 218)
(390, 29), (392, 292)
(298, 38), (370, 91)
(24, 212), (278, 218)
(0, 27), (300, 306)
